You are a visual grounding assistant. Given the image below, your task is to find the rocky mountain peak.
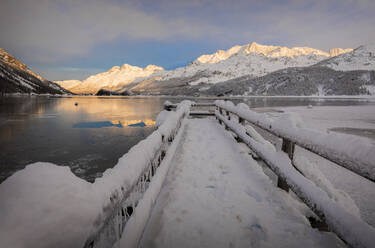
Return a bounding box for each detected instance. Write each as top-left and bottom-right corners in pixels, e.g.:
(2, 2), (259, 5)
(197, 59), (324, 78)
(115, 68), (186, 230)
(144, 64), (164, 71)
(244, 42), (279, 56)
(0, 48), (45, 81)
(196, 45), (242, 64)
(120, 64), (141, 71)
(329, 48), (353, 57)
(0, 48), (28, 71)
(194, 42), (353, 65)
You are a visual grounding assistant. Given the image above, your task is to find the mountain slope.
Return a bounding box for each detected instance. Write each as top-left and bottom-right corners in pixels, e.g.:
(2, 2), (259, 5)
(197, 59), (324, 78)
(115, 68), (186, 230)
(0, 48), (70, 94)
(55, 42), (352, 95)
(55, 64), (163, 94)
(129, 44), (374, 96)
(314, 44), (375, 71)
(137, 42), (352, 87)
(204, 67), (375, 96)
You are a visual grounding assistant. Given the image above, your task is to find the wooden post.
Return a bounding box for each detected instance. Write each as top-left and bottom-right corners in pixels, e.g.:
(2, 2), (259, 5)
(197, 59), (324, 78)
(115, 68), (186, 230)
(218, 108), (223, 125)
(277, 138), (295, 192)
(282, 138), (295, 160)
(224, 111), (230, 130)
(238, 117), (244, 125)
(226, 110), (231, 120)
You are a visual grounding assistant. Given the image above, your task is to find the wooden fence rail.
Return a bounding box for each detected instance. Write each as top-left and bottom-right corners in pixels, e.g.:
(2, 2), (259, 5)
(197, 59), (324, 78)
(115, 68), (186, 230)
(83, 102), (190, 248)
(215, 106), (375, 247)
(215, 101), (375, 183)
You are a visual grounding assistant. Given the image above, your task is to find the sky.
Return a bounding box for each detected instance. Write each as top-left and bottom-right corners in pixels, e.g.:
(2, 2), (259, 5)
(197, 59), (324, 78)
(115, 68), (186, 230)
(0, 0), (374, 81)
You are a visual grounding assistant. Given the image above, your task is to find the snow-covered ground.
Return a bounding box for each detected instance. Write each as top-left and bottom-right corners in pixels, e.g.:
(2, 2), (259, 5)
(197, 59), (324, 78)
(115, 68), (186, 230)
(268, 105), (375, 135)
(140, 118), (344, 248)
(261, 105), (375, 226)
(1, 100), (374, 248)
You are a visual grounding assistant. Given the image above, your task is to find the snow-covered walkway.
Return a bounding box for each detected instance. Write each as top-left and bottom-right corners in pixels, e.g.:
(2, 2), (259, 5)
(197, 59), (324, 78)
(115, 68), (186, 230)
(139, 118), (343, 248)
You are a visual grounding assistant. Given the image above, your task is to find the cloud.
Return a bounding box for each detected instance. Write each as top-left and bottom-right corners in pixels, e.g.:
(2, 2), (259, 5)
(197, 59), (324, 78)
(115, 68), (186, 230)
(0, 0), (221, 62)
(0, 0), (374, 79)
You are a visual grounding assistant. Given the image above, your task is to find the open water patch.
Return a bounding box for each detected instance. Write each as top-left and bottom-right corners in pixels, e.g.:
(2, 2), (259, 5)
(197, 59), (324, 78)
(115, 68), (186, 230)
(73, 121), (123, 128)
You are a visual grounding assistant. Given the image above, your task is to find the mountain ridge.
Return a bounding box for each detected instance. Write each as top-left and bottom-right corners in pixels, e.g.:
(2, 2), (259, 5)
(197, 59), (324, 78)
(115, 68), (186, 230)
(0, 48), (70, 94)
(195, 42), (352, 64)
(53, 42), (374, 96)
(56, 64), (163, 94)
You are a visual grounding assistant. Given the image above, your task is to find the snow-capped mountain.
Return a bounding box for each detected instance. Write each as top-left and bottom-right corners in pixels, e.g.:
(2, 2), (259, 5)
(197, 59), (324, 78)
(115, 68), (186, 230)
(0, 48), (70, 94)
(129, 44), (374, 96)
(55, 42), (358, 96)
(203, 67), (375, 96)
(196, 42), (352, 64)
(132, 42), (352, 88)
(55, 64), (163, 94)
(315, 44), (375, 71)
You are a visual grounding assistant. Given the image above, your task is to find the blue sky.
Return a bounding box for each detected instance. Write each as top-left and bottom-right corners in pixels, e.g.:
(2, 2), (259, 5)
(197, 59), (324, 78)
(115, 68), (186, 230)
(1, 0), (374, 80)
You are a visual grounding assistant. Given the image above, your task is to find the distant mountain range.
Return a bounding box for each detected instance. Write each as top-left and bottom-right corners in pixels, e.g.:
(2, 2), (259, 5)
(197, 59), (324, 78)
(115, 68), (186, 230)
(56, 42), (359, 95)
(0, 48), (70, 95)
(130, 43), (375, 96)
(3, 42), (374, 96)
(55, 64), (163, 94)
(134, 44), (374, 96)
(55, 42), (374, 96)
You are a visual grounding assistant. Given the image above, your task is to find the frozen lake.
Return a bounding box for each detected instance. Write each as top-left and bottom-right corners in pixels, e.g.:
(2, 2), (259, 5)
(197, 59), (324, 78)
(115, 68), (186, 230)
(1, 96), (374, 184)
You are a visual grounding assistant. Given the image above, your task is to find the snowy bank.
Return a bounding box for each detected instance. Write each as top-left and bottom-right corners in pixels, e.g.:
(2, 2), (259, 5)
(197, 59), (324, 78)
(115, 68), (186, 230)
(0, 101), (192, 248)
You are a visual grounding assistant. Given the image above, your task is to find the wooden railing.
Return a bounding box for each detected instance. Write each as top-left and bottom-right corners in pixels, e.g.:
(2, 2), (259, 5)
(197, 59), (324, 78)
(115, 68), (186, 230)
(83, 101), (191, 248)
(216, 101), (375, 183)
(215, 100), (375, 248)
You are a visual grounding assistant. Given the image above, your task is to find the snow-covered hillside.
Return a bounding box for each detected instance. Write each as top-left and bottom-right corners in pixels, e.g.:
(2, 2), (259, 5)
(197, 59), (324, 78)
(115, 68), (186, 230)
(56, 64), (163, 94)
(316, 44), (375, 71)
(128, 43), (375, 96)
(56, 42), (352, 95)
(196, 42), (352, 63)
(0, 48), (70, 95)
(144, 42), (352, 86)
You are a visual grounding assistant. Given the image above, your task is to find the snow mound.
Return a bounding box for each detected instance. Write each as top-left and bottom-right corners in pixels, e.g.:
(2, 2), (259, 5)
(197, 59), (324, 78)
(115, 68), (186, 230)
(273, 112), (304, 129)
(156, 110), (171, 127)
(0, 101), (192, 248)
(0, 163), (102, 248)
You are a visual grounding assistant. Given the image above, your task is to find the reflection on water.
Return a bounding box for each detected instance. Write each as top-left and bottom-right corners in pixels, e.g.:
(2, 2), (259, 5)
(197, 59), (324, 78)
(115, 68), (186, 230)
(73, 121), (124, 128)
(0, 96), (165, 183)
(128, 121), (147, 127)
(1, 96), (374, 183)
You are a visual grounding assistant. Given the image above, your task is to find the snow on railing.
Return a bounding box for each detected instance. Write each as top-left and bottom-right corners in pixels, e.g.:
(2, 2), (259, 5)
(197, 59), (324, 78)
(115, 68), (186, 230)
(215, 100), (375, 183)
(83, 100), (192, 248)
(164, 101), (215, 110)
(215, 111), (375, 247)
(215, 100), (375, 248)
(0, 101), (192, 248)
